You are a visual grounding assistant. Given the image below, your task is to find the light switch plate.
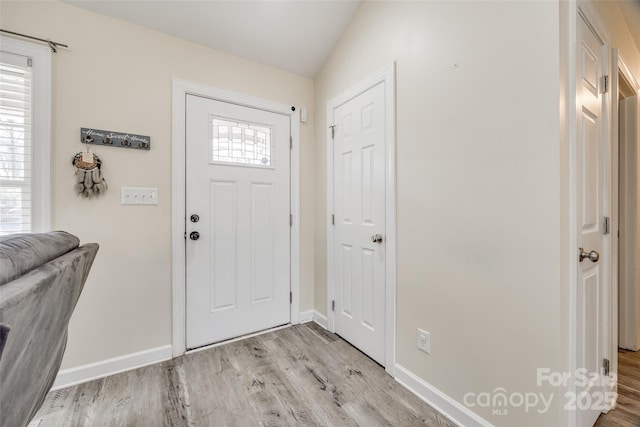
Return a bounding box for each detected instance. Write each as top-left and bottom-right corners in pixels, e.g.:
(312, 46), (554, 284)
(121, 187), (158, 205)
(417, 328), (431, 354)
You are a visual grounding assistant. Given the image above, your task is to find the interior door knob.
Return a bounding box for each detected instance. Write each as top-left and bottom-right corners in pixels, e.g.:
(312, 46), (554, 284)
(371, 234), (383, 243)
(579, 248), (599, 262)
(190, 231), (200, 241)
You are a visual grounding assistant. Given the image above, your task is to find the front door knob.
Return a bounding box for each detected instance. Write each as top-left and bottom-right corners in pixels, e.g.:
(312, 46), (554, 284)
(190, 231), (200, 241)
(371, 234), (383, 243)
(579, 248), (599, 263)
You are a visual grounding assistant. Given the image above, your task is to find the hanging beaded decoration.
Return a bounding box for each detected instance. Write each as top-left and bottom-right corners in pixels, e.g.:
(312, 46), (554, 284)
(72, 151), (107, 197)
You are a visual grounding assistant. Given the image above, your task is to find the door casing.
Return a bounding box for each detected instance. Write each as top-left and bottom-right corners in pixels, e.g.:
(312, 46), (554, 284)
(612, 51), (640, 369)
(171, 79), (301, 357)
(326, 63), (397, 375)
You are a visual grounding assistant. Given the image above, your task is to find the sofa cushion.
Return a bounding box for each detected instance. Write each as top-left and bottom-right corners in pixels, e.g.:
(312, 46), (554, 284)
(0, 231), (80, 286)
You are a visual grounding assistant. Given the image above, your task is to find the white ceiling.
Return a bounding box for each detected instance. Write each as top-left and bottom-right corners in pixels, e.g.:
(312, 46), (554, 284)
(63, 1), (640, 79)
(65, 0), (362, 78)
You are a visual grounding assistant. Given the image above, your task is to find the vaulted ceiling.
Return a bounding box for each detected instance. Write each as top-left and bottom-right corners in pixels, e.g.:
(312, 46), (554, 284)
(65, 1), (640, 79)
(65, 0), (362, 79)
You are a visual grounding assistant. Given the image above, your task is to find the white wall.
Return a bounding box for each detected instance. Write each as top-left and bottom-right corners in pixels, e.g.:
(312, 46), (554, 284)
(0, 0), (315, 369)
(315, 2), (562, 426)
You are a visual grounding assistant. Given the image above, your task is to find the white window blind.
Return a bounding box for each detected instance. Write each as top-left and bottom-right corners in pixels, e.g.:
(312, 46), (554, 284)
(0, 51), (32, 235)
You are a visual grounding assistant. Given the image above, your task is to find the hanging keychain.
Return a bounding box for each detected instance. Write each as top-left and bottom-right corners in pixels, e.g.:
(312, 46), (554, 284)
(72, 136), (108, 197)
(81, 136), (95, 164)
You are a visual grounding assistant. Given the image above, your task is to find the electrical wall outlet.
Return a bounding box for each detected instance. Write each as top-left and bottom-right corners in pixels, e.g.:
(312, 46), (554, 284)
(417, 328), (431, 354)
(121, 187), (158, 205)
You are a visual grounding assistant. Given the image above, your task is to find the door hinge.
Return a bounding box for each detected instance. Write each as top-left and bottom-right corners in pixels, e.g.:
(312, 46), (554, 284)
(331, 300), (335, 311)
(290, 291), (293, 304)
(290, 214), (293, 227)
(603, 216), (610, 235)
(331, 214), (335, 225)
(27, 57), (33, 67)
(603, 358), (610, 376)
(600, 75), (609, 94)
(290, 136), (293, 149)
(329, 125), (336, 139)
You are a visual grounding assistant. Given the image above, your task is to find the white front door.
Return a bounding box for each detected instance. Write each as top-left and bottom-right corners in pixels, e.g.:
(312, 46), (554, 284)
(185, 94), (290, 349)
(575, 12), (609, 427)
(331, 82), (386, 365)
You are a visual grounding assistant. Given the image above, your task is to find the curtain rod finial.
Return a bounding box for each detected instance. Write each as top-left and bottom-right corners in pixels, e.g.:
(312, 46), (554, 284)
(46, 39), (57, 53)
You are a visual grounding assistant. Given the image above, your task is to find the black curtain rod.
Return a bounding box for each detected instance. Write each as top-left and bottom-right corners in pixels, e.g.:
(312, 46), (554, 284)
(0, 29), (68, 53)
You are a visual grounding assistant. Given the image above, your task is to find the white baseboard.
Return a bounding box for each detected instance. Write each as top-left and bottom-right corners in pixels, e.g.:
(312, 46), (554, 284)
(52, 345), (173, 390)
(299, 309), (314, 323)
(312, 310), (328, 329)
(394, 364), (493, 427)
(299, 309), (328, 329)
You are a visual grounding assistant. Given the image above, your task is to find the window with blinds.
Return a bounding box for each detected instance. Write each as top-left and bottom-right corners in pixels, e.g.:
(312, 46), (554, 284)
(0, 51), (32, 235)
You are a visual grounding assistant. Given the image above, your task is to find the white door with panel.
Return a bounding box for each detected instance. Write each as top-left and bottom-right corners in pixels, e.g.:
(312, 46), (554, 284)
(186, 94), (290, 349)
(332, 82), (386, 365)
(575, 13), (610, 427)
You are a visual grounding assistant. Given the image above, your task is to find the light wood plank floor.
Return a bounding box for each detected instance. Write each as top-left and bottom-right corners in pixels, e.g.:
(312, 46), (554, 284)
(595, 348), (640, 427)
(33, 323), (455, 427)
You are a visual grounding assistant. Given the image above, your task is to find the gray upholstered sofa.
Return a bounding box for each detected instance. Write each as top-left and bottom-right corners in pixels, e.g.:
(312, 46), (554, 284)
(0, 231), (98, 427)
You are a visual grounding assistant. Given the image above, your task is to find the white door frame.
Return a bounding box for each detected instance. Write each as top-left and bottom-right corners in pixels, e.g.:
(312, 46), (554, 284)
(171, 79), (301, 357)
(326, 63), (396, 375)
(566, 2), (614, 421)
(614, 53), (640, 355)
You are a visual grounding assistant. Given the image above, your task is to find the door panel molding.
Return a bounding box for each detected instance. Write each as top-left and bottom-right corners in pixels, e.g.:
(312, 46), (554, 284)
(171, 79), (301, 357)
(326, 63), (396, 374)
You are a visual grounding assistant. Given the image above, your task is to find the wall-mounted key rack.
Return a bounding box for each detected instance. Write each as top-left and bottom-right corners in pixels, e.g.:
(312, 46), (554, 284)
(80, 128), (151, 150)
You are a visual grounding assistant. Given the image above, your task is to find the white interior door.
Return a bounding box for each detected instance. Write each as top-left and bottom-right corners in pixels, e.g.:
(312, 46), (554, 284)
(332, 82), (386, 365)
(575, 12), (609, 427)
(186, 94), (290, 349)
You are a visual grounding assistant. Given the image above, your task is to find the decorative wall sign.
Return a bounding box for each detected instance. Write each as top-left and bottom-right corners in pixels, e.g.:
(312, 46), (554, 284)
(80, 128), (151, 150)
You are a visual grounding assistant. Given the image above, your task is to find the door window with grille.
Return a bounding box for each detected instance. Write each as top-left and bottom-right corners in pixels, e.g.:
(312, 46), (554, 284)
(210, 117), (273, 167)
